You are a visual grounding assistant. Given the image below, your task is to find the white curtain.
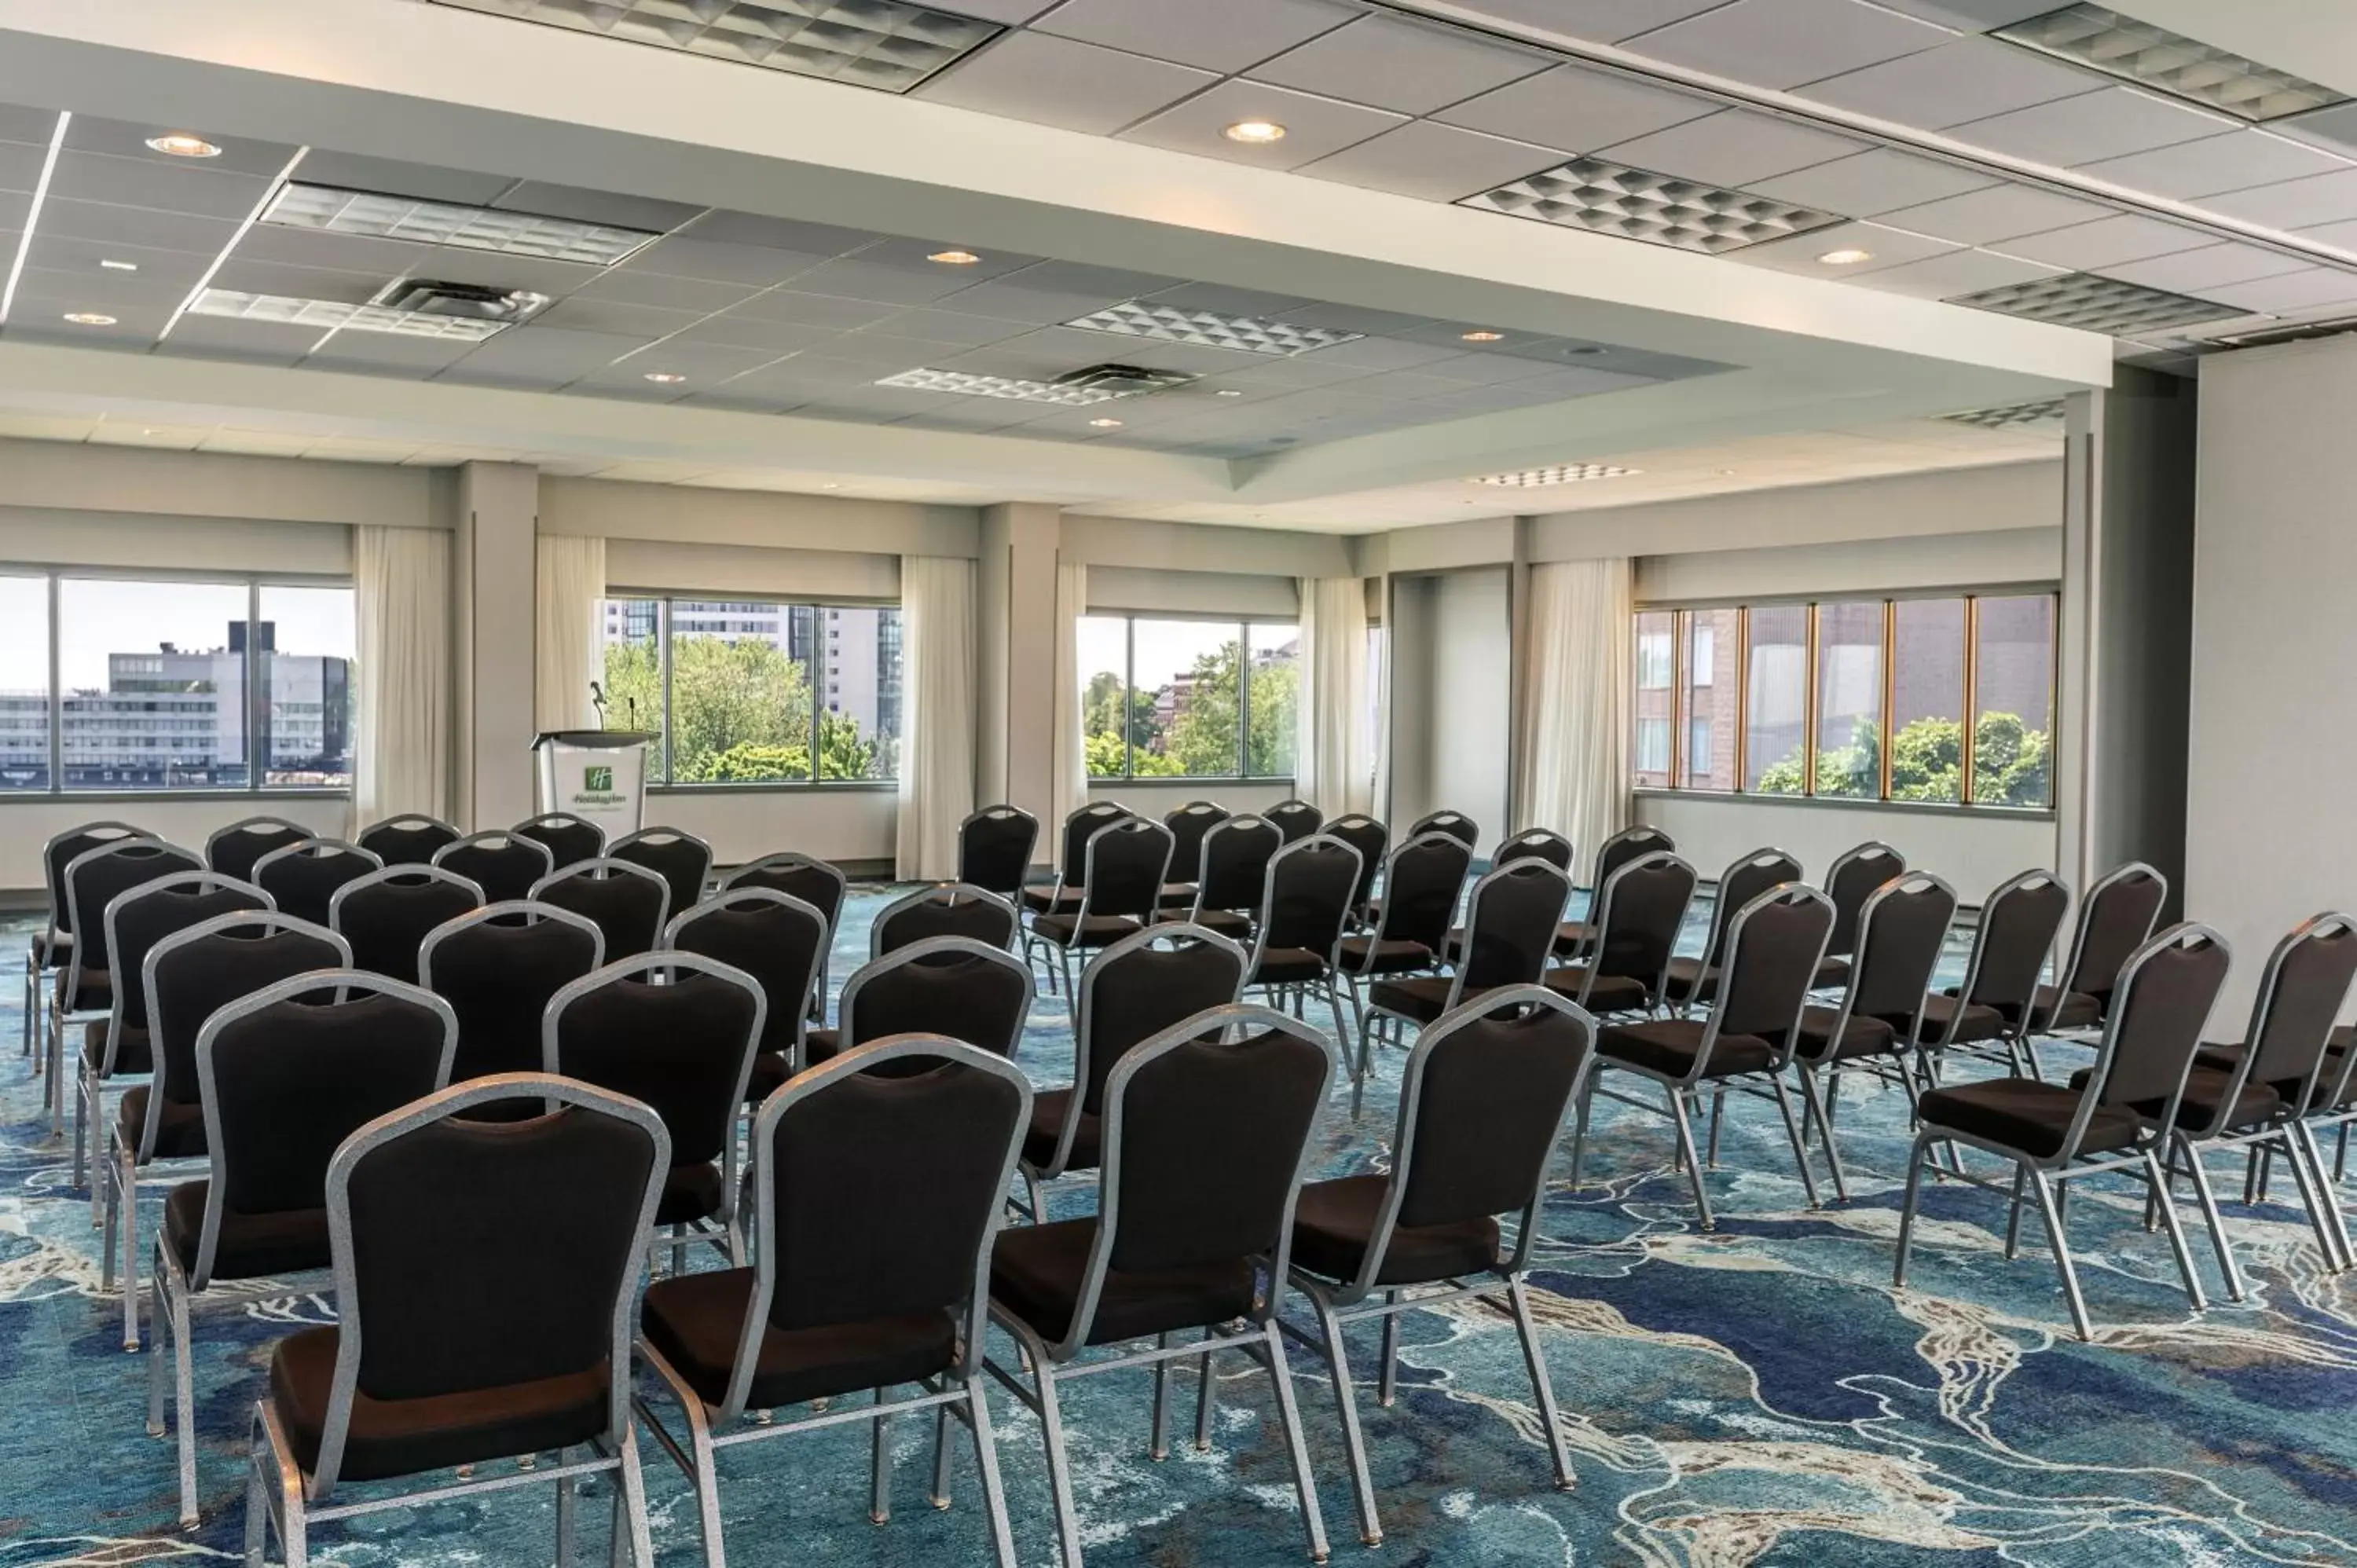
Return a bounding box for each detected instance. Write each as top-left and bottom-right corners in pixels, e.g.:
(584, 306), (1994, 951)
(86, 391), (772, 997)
(1518, 559), (1633, 870)
(352, 525), (451, 831)
(535, 533), (607, 733)
(1050, 559), (1088, 867)
(1296, 576), (1372, 819)
(896, 556), (977, 881)
(1372, 575), (1392, 823)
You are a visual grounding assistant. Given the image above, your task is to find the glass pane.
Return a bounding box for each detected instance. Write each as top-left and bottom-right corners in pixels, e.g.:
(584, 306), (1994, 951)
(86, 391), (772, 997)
(1890, 598), (1967, 804)
(258, 585), (354, 789)
(667, 600), (814, 784)
(600, 597), (666, 781)
(1745, 605), (1809, 794)
(1131, 619), (1244, 777)
(1677, 608), (1739, 792)
(60, 578), (251, 790)
(1633, 610), (1674, 788)
(1080, 614), (1133, 779)
(816, 605), (900, 781)
(0, 576), (48, 790)
(1974, 594), (2055, 808)
(1246, 623), (1298, 778)
(1813, 600), (1884, 799)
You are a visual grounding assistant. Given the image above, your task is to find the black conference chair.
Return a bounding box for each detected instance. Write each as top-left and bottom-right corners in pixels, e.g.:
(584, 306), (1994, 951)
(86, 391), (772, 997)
(1543, 851), (1698, 1019)
(1896, 924), (2234, 1341)
(1019, 922), (1248, 1218)
(420, 902), (605, 1088)
(611, 826), (716, 923)
(432, 829), (556, 905)
(724, 852), (849, 1018)
(1406, 810), (1476, 849)
(1441, 827), (1574, 962)
(356, 813), (462, 866)
(1571, 885), (1835, 1229)
(1555, 823), (1675, 958)
(1028, 817), (1174, 1001)
(202, 815), (308, 886)
(1240, 835), (1362, 1046)
(533, 858), (672, 962)
(2030, 861), (2168, 1063)
(808, 936), (1034, 1071)
(247, 1075), (668, 1568)
(1180, 813), (1285, 940)
(253, 838), (384, 929)
(1912, 870), (2073, 1090)
(1267, 800), (1324, 844)
(1158, 800), (1231, 910)
(515, 811), (606, 871)
(664, 888), (829, 1101)
(1663, 846), (1802, 1010)
(1283, 987), (1595, 1547)
(329, 865), (485, 984)
(26, 819), (143, 1064)
(959, 803), (1040, 902)
(53, 837), (204, 1129)
(104, 912), (350, 1354)
(1336, 833), (1472, 1082)
(985, 1003), (1338, 1568)
(871, 882), (1017, 957)
(152, 970), (456, 1525)
(1816, 841), (1906, 988)
(1021, 802), (1131, 933)
(544, 953), (765, 1273)
(636, 1039), (1032, 1568)
(1321, 813), (1387, 921)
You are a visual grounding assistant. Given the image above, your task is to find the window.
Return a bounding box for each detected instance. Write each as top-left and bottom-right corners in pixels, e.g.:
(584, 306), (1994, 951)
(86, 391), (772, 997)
(1973, 595), (2055, 808)
(1744, 605), (1809, 794)
(0, 576), (48, 791)
(1890, 598), (1967, 804)
(258, 586), (355, 789)
(1633, 610), (1675, 788)
(1083, 613), (1300, 781)
(600, 595), (903, 786)
(1678, 607), (1739, 792)
(1812, 600), (1883, 800)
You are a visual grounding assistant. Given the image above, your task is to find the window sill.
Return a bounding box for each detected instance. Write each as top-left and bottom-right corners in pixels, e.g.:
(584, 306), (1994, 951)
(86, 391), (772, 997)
(1631, 787), (2056, 824)
(1088, 778), (1299, 788)
(647, 781), (898, 796)
(0, 788), (351, 804)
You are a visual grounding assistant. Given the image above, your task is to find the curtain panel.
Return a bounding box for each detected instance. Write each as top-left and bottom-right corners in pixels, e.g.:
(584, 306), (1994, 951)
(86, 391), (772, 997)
(1519, 558), (1633, 872)
(1050, 559), (1088, 866)
(895, 555), (978, 881)
(1296, 576), (1373, 820)
(352, 525), (452, 830)
(534, 533), (607, 734)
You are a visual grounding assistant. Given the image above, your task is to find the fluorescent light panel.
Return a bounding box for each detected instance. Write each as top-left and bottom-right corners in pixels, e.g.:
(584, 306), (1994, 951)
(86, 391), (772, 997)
(429, 0), (1003, 93)
(1945, 271), (2242, 336)
(1937, 398), (2069, 432)
(189, 289), (511, 341)
(1475, 464), (1640, 487)
(876, 367), (1125, 405)
(0, 112), (69, 328)
(1463, 156), (1842, 255)
(1997, 4), (2349, 122)
(1064, 300), (1363, 357)
(264, 183), (659, 266)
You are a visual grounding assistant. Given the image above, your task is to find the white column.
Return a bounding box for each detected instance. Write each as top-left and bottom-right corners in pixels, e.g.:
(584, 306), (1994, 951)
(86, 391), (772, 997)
(452, 461), (539, 830)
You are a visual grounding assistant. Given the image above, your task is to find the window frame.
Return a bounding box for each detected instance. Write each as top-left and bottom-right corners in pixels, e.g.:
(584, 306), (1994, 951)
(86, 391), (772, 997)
(1081, 610), (1301, 785)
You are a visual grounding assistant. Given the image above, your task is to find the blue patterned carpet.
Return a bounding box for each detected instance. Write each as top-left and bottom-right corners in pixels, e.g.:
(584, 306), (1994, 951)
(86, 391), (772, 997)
(3, 890), (2355, 1566)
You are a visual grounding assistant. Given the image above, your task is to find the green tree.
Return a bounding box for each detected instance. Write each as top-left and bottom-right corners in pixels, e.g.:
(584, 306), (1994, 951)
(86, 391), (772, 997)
(1083, 669), (1158, 751)
(1248, 653), (1297, 777)
(817, 707), (882, 781)
(1751, 712), (2049, 807)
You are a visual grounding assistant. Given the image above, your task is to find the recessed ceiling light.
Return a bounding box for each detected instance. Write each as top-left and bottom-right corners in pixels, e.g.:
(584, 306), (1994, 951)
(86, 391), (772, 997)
(1464, 156), (1842, 255)
(62, 312), (117, 326)
(821, 482), (841, 490)
(98, 258), (139, 272)
(1461, 330), (1505, 343)
(263, 183), (660, 266)
(1065, 299), (1362, 357)
(1215, 389), (1245, 397)
(1222, 119), (1287, 145)
(642, 371), (687, 384)
(1567, 345), (1606, 356)
(145, 133), (221, 159)
(1716, 468), (1739, 477)
(188, 288), (510, 341)
(927, 249), (981, 266)
(1818, 247), (1875, 266)
(1996, 3), (2351, 121)
(1088, 417), (1124, 428)
(1473, 463), (1639, 487)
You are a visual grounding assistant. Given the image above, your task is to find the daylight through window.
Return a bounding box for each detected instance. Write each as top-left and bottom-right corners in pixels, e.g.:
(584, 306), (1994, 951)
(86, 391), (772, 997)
(1083, 614), (1300, 781)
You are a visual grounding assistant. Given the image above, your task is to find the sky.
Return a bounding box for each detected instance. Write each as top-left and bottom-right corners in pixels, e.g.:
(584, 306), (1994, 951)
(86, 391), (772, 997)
(1079, 615), (1296, 691)
(0, 574), (356, 693)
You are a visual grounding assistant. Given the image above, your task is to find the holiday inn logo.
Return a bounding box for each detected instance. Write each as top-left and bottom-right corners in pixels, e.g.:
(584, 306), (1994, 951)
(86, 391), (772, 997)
(585, 765), (614, 792)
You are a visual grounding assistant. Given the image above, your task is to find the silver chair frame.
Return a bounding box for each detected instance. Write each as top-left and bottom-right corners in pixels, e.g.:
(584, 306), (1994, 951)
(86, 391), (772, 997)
(662, 887), (830, 1080)
(1667, 844), (1803, 1013)
(1029, 817), (1175, 1003)
(326, 863), (487, 941)
(1266, 799), (1325, 841)
(1020, 803), (1130, 995)
(530, 856), (676, 959)
(1280, 985), (1595, 1547)
(956, 802), (1040, 899)
(430, 829), (556, 897)
(244, 1073), (668, 1568)
(51, 837), (200, 1129)
(1240, 833), (1362, 1055)
(1335, 831), (1470, 1108)
(721, 852), (847, 1018)
(610, 824), (717, 910)
(419, 899), (609, 993)
(514, 811), (607, 865)
(1557, 824), (1676, 961)
(354, 813), (463, 863)
(635, 1037), (1032, 1568)
(1542, 851), (1696, 1019)
(1912, 867), (2072, 1097)
(832, 936), (1036, 1074)
(157, 969), (457, 1526)
(1406, 810), (1477, 847)
(26, 819), (141, 1064)
(983, 1003), (1338, 1568)
(1816, 841), (1904, 977)
(1494, 827), (1574, 870)
(869, 882), (1018, 958)
(201, 815), (309, 878)
(1179, 811), (1282, 928)
(250, 838), (387, 925)
(2029, 860), (2167, 1056)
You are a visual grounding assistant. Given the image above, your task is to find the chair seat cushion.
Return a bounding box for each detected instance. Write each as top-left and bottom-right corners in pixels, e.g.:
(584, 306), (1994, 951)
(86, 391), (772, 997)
(1791, 1006), (1897, 1064)
(1252, 947), (1329, 987)
(1032, 914), (1145, 949)
(270, 1325), (611, 1482)
(803, 1028), (842, 1066)
(118, 1087), (206, 1160)
(1336, 936), (1431, 976)
(1813, 954), (1853, 989)
(1553, 920), (1596, 956)
(163, 1181), (327, 1280)
(2065, 1064), (2282, 1132)
(1188, 908), (1254, 940)
(31, 929), (71, 967)
(1367, 975), (1455, 1024)
(56, 964), (108, 1013)
(1905, 992), (2007, 1046)
(1157, 882), (1199, 910)
(2035, 985), (2103, 1032)
(1597, 1019), (1773, 1079)
(2196, 1039), (2349, 1101)
(990, 1218), (1253, 1347)
(1289, 1174), (1497, 1288)
(1916, 1079), (2140, 1160)
(1021, 888), (1082, 916)
(657, 1161), (726, 1226)
(1022, 1087), (1103, 1174)
(1541, 965), (1650, 1014)
(1662, 957), (1720, 1005)
(745, 1050), (790, 1102)
(641, 1267), (957, 1410)
(82, 1020), (151, 1075)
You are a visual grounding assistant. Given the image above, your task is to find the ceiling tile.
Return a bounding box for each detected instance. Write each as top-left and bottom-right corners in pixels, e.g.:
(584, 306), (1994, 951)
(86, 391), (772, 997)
(64, 115), (299, 179)
(306, 334), (482, 377)
(2191, 267), (2357, 314)
(1435, 0), (1737, 43)
(1797, 37), (2106, 129)
(673, 211), (878, 256)
(2205, 167), (2357, 227)
(1597, 108), (1871, 187)
(0, 104), (58, 146)
(580, 339), (785, 386)
(1868, 0), (2057, 25)
(859, 306), (1032, 346)
(849, 236), (1047, 284)
(673, 315), (841, 354)
(1030, 0), (1358, 74)
(532, 296), (706, 339)
(5, 293), (168, 343)
(46, 151), (269, 220)
(34, 197), (238, 255)
(935, 0), (1061, 19)
(929, 277), (1146, 324)
(1996, 213), (2220, 269)
(156, 314), (321, 365)
(493, 181), (702, 235)
(2278, 101), (2357, 157)
(15, 262), (190, 311)
(2102, 242), (2311, 292)
(229, 225), (436, 277)
(571, 269), (759, 313)
(207, 258), (387, 306)
(1950, 86), (2237, 168)
(623, 236), (829, 287)
(0, 140), (45, 196)
(1719, 219), (1960, 276)
(2073, 130), (2350, 200)
(1874, 181), (2117, 243)
(1296, 122), (1561, 202)
(1297, 334), (1474, 372)
(291, 151), (511, 205)
(1117, 81), (1408, 171)
(22, 232), (214, 288)
(1433, 62), (1716, 152)
(1842, 246), (2065, 298)
(1623, 0), (1949, 90)
(724, 290), (904, 331)
(790, 255), (1010, 305)
(1246, 15), (1550, 116)
(443, 325), (653, 378)
(1747, 148), (1996, 216)
(2293, 217), (2357, 251)
(912, 31), (1216, 136)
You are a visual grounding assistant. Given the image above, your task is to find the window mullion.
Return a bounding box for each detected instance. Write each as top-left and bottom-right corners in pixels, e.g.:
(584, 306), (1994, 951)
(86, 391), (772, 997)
(46, 571), (60, 797)
(1733, 606), (1749, 795)
(661, 598), (675, 786)
(1237, 622), (1252, 780)
(1124, 615), (1137, 782)
(1879, 599), (1896, 802)
(1961, 596), (1979, 806)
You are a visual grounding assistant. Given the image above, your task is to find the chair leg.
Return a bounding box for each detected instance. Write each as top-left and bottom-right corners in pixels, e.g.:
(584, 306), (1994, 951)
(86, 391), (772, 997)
(2027, 1168), (2094, 1341)
(1257, 1321), (1331, 1566)
(147, 1260), (168, 1437)
(2003, 1166), (2028, 1260)
(2140, 1149), (2209, 1316)
(1892, 1134), (1931, 1288)
(1377, 1295), (1401, 1408)
(1310, 1293), (1381, 1546)
(1028, 1354), (1087, 1568)
(174, 1269), (199, 1526)
(1149, 1332), (1173, 1460)
(1567, 1074), (1595, 1192)
(1667, 1086), (1716, 1232)
(2272, 1126), (2347, 1273)
(2294, 1122), (2355, 1270)
(1795, 1067), (1848, 1203)
(612, 1422), (658, 1568)
(2173, 1134), (2246, 1303)
(1704, 1087), (1725, 1168)
(1323, 981), (1351, 1066)
(931, 1398), (955, 1510)
(871, 1387), (893, 1524)
(245, 1416), (269, 1566)
(555, 1448), (577, 1568)
(1194, 1329), (1219, 1452)
(966, 1382), (1021, 1568)
(74, 1061), (90, 1204)
(1765, 1074), (1820, 1210)
(1507, 1275), (1574, 1493)
(1023, 1171), (1048, 1225)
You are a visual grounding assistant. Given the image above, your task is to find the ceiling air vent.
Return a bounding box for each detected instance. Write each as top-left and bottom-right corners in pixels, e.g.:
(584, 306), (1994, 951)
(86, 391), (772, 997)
(2199, 314), (2357, 350)
(1937, 398), (2069, 432)
(1944, 272), (2242, 337)
(1052, 364), (1196, 396)
(373, 279), (550, 324)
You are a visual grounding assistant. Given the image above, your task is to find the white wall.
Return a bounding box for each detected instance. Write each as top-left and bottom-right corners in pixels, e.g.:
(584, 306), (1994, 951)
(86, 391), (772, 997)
(1089, 780), (1296, 819)
(1385, 568), (1513, 857)
(1637, 526), (2058, 603)
(0, 795), (350, 892)
(647, 787), (897, 870)
(1636, 794), (2055, 907)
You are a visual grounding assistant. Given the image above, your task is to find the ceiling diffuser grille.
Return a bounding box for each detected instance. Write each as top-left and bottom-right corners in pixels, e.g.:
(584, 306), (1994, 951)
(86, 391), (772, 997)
(1937, 398), (2069, 432)
(1945, 271), (2242, 337)
(1063, 300), (1363, 357)
(1996, 5), (2349, 122)
(1461, 156), (1842, 255)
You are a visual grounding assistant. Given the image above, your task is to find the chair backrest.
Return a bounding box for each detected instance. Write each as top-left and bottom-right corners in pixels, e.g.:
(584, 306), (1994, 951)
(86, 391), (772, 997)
(1252, 834), (1360, 962)
(192, 973), (456, 1284)
(1707, 885), (1835, 1046)
(1823, 841), (1905, 959)
(314, 1075), (665, 1493)
(45, 822), (146, 940)
(841, 936), (1034, 1059)
(1408, 810), (1479, 848)
(1072, 924), (1248, 1119)
(721, 852), (847, 932)
(1700, 847), (1803, 971)
(871, 883), (1017, 957)
(2238, 913), (2357, 1105)
(530, 857), (671, 962)
(1589, 824), (1673, 894)
(1455, 859), (1571, 995)
(420, 902), (605, 1084)
(431, 830), (555, 905)
(1077, 816), (1174, 924)
(610, 826), (715, 921)
(201, 816), (305, 887)
(2077, 924), (2232, 1145)
(2058, 861), (2168, 1006)
(104, 873), (271, 1039)
(1953, 869), (2072, 1028)
(1323, 813), (1387, 910)
(1369, 832), (1473, 954)
(514, 811), (605, 871)
(356, 815), (462, 866)
(1194, 815), (1284, 913)
(1494, 828), (1574, 872)
(664, 888), (828, 1056)
(1057, 800), (1131, 876)
(544, 953), (765, 1167)
(64, 838), (204, 991)
(1163, 800), (1231, 882)
(1266, 800), (1324, 844)
(1585, 852), (1698, 1002)
(253, 838), (384, 928)
(1843, 873), (1957, 1027)
(330, 866), (486, 985)
(957, 804), (1038, 898)
(145, 914), (350, 1116)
